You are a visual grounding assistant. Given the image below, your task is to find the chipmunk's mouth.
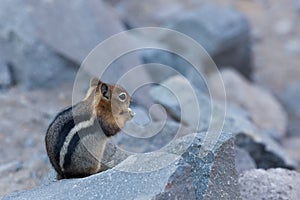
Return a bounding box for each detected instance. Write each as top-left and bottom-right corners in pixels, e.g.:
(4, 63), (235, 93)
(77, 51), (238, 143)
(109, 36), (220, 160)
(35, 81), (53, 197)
(128, 107), (135, 117)
(120, 108), (135, 118)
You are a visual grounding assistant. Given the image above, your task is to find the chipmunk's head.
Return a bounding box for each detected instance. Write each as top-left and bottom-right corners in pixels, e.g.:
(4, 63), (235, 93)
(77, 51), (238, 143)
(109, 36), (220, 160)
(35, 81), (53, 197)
(87, 78), (135, 134)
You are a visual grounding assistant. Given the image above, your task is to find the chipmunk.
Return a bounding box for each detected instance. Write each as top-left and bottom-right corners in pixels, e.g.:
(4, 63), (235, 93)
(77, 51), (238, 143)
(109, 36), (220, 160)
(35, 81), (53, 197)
(45, 78), (135, 179)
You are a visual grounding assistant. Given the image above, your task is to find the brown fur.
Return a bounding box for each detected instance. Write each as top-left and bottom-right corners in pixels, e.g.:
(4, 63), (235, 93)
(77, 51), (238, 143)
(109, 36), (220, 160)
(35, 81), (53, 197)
(90, 79), (133, 135)
(45, 78), (134, 179)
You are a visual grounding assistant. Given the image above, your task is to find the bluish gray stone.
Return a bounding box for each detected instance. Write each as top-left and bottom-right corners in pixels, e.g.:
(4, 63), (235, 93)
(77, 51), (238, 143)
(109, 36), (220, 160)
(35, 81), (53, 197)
(0, 0), (77, 89)
(142, 5), (252, 80)
(150, 75), (297, 169)
(280, 83), (300, 136)
(0, 0), (144, 90)
(235, 147), (256, 174)
(4, 132), (240, 200)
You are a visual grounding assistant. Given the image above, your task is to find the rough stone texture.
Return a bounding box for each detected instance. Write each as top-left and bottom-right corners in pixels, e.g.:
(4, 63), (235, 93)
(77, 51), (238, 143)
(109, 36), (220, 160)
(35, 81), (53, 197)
(280, 83), (300, 136)
(209, 69), (288, 140)
(150, 75), (297, 169)
(142, 5), (252, 80)
(4, 132), (240, 200)
(239, 168), (300, 200)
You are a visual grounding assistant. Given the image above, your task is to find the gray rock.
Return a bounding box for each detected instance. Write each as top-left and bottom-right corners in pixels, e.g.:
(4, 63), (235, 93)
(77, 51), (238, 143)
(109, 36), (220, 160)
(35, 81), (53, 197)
(285, 39), (300, 55)
(239, 168), (300, 200)
(226, 106), (296, 169)
(208, 68), (288, 140)
(149, 75), (212, 132)
(113, 120), (192, 153)
(296, 1), (300, 13)
(142, 5), (253, 79)
(159, 132), (240, 200)
(30, 0), (127, 64)
(4, 132), (240, 200)
(235, 147), (256, 174)
(0, 1), (146, 92)
(29, 0), (151, 103)
(115, 0), (203, 28)
(32, 0), (153, 107)
(280, 83), (300, 136)
(0, 0), (77, 89)
(282, 136), (300, 169)
(150, 75), (297, 169)
(103, 0), (121, 7)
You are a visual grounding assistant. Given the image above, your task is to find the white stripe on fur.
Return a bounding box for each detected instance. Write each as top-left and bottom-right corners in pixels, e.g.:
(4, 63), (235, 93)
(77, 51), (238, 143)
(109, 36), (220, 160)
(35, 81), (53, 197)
(59, 117), (96, 171)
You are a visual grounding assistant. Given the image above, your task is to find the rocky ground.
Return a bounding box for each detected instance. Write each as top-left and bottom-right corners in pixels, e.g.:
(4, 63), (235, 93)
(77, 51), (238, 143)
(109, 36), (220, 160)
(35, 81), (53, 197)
(1, 0), (300, 199)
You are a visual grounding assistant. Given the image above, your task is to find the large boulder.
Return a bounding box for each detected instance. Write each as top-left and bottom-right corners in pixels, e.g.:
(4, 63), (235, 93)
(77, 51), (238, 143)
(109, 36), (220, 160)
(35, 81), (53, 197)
(0, 0), (147, 91)
(239, 168), (300, 200)
(209, 68), (288, 140)
(0, 0), (77, 89)
(142, 5), (252, 80)
(29, 0), (152, 97)
(4, 132), (241, 200)
(30, 0), (123, 64)
(150, 75), (297, 169)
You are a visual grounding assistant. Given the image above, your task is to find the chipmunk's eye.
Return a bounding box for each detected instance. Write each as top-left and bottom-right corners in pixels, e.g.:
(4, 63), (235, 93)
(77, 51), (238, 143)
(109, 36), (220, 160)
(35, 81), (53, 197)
(119, 93), (126, 102)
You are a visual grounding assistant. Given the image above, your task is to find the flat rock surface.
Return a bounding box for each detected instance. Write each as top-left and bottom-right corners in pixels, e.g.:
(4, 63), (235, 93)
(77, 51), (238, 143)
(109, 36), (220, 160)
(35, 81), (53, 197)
(4, 132), (240, 200)
(239, 168), (300, 200)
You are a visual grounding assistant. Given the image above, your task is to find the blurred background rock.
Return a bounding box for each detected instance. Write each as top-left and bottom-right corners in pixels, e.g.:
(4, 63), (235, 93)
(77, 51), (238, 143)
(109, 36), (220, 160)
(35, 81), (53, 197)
(1, 0), (300, 199)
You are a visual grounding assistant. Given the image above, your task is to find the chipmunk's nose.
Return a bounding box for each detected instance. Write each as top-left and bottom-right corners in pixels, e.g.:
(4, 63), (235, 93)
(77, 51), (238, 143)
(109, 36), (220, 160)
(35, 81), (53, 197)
(128, 107), (135, 117)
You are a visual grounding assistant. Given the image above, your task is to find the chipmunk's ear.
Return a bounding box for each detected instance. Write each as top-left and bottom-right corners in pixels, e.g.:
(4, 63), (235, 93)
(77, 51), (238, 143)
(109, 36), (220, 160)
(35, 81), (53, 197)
(90, 77), (100, 87)
(100, 83), (110, 100)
